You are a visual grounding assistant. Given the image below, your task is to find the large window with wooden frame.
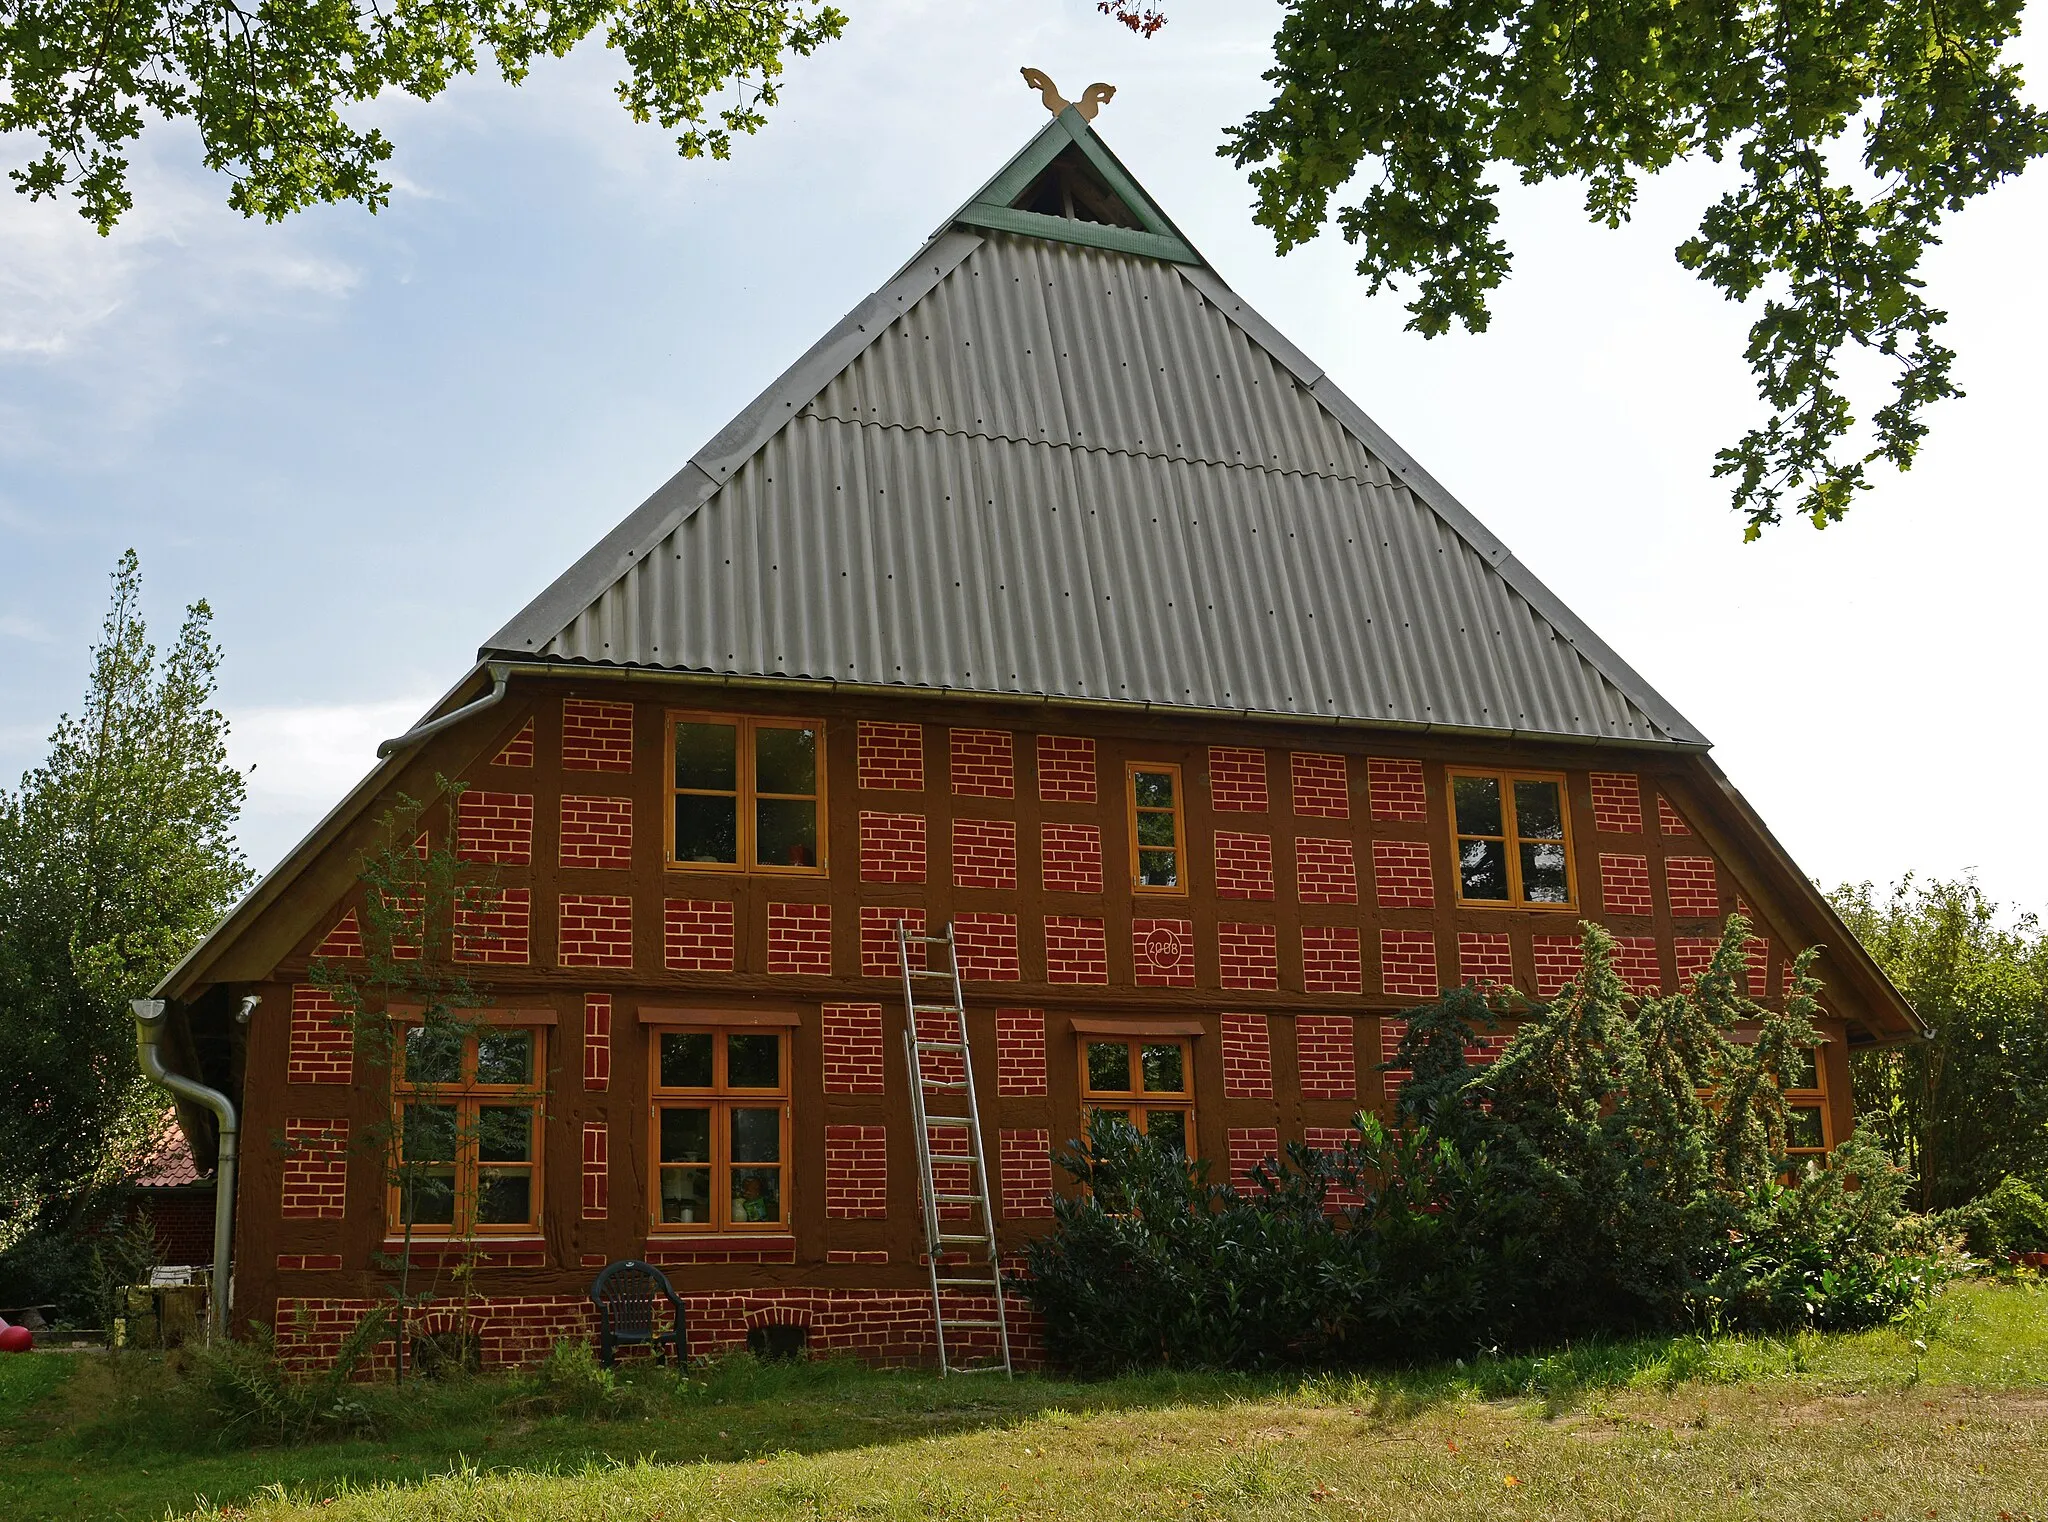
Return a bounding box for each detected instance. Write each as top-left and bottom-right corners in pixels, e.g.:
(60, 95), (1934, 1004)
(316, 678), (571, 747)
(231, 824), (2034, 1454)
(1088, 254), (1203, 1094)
(1126, 762), (1186, 893)
(1079, 1035), (1195, 1154)
(1448, 769), (1576, 908)
(391, 1025), (545, 1236)
(649, 1028), (790, 1232)
(668, 714), (826, 873)
(1776, 1044), (1831, 1167)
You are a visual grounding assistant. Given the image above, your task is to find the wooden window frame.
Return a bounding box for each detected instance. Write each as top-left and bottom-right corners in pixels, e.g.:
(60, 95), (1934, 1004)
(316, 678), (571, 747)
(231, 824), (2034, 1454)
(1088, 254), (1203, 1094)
(665, 711), (828, 876)
(647, 1027), (793, 1235)
(1445, 767), (1579, 911)
(389, 1025), (547, 1239)
(1778, 1045), (1832, 1164)
(1126, 761), (1189, 896)
(1077, 1033), (1197, 1155)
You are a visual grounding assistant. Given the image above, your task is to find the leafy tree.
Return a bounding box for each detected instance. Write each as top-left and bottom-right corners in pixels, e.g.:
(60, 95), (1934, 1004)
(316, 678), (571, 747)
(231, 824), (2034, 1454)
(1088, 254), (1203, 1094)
(1831, 875), (2048, 1208)
(1201, 0), (2047, 536)
(0, 551), (250, 1247)
(2, 0), (846, 234)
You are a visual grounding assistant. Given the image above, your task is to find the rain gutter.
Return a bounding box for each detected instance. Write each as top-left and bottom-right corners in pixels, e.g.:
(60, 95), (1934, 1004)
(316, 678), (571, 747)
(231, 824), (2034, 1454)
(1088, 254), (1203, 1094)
(131, 999), (241, 1338)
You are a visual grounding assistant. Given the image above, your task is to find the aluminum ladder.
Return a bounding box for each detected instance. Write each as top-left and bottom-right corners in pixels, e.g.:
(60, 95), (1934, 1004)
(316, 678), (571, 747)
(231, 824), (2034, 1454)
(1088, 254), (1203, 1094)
(897, 920), (1013, 1377)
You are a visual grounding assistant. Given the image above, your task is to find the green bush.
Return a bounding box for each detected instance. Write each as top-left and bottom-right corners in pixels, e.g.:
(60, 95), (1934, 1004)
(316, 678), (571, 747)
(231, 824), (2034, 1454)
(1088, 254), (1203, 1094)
(185, 1310), (387, 1443)
(515, 1337), (642, 1420)
(1935, 1176), (2048, 1260)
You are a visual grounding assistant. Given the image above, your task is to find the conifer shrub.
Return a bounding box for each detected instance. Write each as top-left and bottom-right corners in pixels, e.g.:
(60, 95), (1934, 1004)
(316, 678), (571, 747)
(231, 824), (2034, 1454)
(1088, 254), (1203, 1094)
(1020, 919), (1950, 1372)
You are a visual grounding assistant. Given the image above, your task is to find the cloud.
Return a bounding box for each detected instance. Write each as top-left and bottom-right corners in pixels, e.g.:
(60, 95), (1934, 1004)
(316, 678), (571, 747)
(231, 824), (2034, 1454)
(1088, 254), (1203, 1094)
(0, 612), (54, 643)
(228, 694), (437, 875)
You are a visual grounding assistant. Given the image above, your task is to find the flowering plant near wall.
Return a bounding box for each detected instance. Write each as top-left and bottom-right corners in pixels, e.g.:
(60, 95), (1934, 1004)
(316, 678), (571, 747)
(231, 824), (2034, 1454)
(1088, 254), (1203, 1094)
(1021, 919), (1953, 1373)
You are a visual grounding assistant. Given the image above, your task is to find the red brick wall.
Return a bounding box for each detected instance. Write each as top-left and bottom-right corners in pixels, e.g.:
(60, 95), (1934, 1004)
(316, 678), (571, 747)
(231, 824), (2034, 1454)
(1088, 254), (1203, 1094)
(286, 985), (353, 1086)
(456, 791), (533, 865)
(1208, 747), (1268, 812)
(561, 699), (633, 773)
(825, 1126), (888, 1219)
(1301, 925), (1363, 993)
(1228, 1127), (1280, 1190)
(1218, 922), (1279, 991)
(859, 906), (926, 979)
(1590, 772), (1642, 833)
(1132, 918), (1196, 987)
(492, 719), (535, 768)
(951, 818), (1017, 890)
(1379, 930), (1440, 999)
(1296, 1014), (1357, 1099)
(1600, 853), (1653, 917)
(1221, 1012), (1273, 1098)
(1295, 837), (1358, 904)
(1367, 758), (1427, 821)
(1615, 936), (1663, 994)
(954, 912), (1019, 982)
(1656, 794), (1691, 836)
(280, 1121), (348, 1220)
(1745, 936), (1771, 997)
(1290, 752), (1349, 818)
(925, 1125), (974, 1222)
(859, 812), (927, 884)
(583, 994), (612, 1091)
(581, 1123), (608, 1220)
(559, 894), (633, 968)
(1045, 916), (1108, 984)
(1666, 856), (1720, 918)
(312, 909), (362, 960)
(997, 1008), (1047, 1096)
(1371, 839), (1435, 909)
(1457, 932), (1513, 988)
(664, 899), (734, 972)
(858, 722), (925, 791)
(1040, 822), (1102, 893)
(559, 795), (633, 870)
(454, 886), (530, 965)
(823, 1003), (884, 1094)
(1036, 736), (1096, 803)
(1303, 1126), (1364, 1211)
(1533, 935), (1581, 997)
(1675, 936), (1718, 988)
(767, 902), (833, 976)
(1213, 831), (1276, 900)
(999, 1129), (1053, 1219)
(949, 729), (1014, 798)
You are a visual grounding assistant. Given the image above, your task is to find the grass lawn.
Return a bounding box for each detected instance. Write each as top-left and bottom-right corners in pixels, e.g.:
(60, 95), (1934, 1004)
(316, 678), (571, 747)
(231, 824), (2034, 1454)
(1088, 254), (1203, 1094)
(2, 1280), (2044, 1521)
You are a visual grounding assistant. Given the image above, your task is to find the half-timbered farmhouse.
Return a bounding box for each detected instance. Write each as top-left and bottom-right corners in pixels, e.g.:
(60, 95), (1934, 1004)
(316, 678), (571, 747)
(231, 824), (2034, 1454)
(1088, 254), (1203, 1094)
(143, 87), (1923, 1371)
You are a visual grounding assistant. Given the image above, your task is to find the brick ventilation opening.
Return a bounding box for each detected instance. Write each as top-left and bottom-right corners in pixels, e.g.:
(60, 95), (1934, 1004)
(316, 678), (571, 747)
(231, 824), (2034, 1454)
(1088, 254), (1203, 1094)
(860, 906), (927, 979)
(281, 1121), (349, 1220)
(454, 886), (531, 965)
(1301, 925), (1363, 993)
(1615, 936), (1663, 994)
(559, 894), (633, 969)
(1036, 735), (1096, 803)
(951, 818), (1017, 890)
(1218, 922), (1279, 991)
(1132, 917), (1196, 988)
(1458, 932), (1513, 988)
(561, 699), (634, 774)
(997, 1008), (1047, 1096)
(825, 1126), (888, 1219)
(857, 721), (925, 792)
(492, 718), (535, 768)
(823, 1003), (885, 1094)
(1295, 837), (1357, 904)
(1040, 822), (1103, 893)
(457, 790), (534, 866)
(1599, 853), (1653, 917)
(1214, 832), (1275, 900)
(1666, 856), (1720, 918)
(1656, 794), (1692, 836)
(859, 812), (927, 884)
(287, 985), (353, 1085)
(1221, 1013), (1273, 1099)
(999, 1130), (1054, 1219)
(950, 729), (1015, 799)
(954, 913), (1020, 982)
(1044, 916), (1108, 984)
(312, 908), (363, 960)
(1367, 758), (1427, 821)
(1290, 752), (1349, 818)
(1379, 930), (1440, 999)
(559, 796), (633, 870)
(583, 994), (612, 1091)
(1371, 839), (1435, 909)
(1590, 772), (1642, 833)
(1208, 747), (1269, 813)
(1296, 1014), (1357, 1099)
(581, 1123), (608, 1220)
(1228, 1127), (1280, 1190)
(665, 899), (734, 972)
(1533, 935), (1581, 998)
(767, 902), (833, 976)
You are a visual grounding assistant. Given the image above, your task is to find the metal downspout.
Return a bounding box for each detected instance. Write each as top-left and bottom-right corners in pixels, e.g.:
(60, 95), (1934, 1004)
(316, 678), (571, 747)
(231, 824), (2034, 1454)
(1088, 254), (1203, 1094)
(132, 999), (238, 1339)
(376, 665), (511, 758)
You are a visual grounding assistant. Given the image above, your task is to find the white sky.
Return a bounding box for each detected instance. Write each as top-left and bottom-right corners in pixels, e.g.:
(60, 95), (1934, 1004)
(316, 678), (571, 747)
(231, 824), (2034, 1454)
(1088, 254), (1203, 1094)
(2, 0), (2043, 918)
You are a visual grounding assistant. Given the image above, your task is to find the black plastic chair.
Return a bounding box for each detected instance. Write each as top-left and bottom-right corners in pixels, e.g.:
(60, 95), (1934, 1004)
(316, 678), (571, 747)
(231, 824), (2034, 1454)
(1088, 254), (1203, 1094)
(588, 1259), (687, 1369)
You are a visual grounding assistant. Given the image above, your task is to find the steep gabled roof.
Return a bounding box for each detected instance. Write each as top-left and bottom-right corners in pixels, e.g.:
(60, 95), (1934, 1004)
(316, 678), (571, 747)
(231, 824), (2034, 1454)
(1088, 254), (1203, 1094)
(483, 107), (1707, 750)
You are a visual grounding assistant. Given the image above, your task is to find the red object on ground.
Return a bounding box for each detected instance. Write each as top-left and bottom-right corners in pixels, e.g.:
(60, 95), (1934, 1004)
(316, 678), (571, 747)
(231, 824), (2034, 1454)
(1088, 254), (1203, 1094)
(0, 1323), (32, 1353)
